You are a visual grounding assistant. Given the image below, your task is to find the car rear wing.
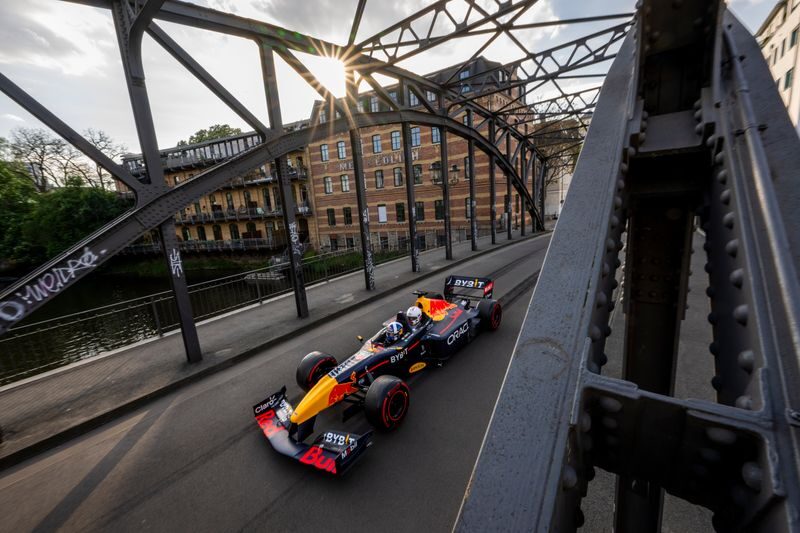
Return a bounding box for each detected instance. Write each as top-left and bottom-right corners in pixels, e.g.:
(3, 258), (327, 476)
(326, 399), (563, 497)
(443, 275), (494, 301)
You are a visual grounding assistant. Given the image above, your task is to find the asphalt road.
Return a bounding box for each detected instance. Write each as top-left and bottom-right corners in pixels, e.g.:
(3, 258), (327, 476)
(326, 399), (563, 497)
(0, 236), (549, 533)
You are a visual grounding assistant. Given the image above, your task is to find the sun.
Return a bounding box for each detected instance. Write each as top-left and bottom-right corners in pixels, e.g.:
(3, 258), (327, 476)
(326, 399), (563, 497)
(303, 55), (347, 99)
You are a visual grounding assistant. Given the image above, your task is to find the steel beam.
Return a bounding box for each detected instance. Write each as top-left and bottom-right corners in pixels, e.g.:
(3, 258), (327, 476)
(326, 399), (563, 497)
(489, 120), (497, 244)
(467, 109), (478, 251)
(260, 43), (308, 318)
(112, 0), (201, 361)
(438, 98), (453, 260)
(399, 83), (421, 272)
(506, 129), (512, 240)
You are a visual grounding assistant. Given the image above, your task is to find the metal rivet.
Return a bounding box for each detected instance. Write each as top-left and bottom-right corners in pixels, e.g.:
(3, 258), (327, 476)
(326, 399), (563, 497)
(705, 262), (713, 274)
(606, 238), (616, 252)
(711, 375), (722, 390)
(738, 350), (754, 373)
(734, 305), (748, 325)
(726, 239), (739, 257)
(580, 412), (592, 433)
(718, 170), (728, 184)
(700, 447), (722, 462)
(614, 195), (623, 208)
(599, 396), (623, 413)
(694, 108), (703, 120)
(723, 212), (735, 229)
(730, 269), (744, 288)
(706, 286), (715, 297)
(720, 189), (731, 204)
(709, 341), (719, 356)
(617, 179), (625, 192)
(562, 466), (578, 490)
(705, 135), (716, 148)
(589, 325), (602, 341)
(597, 352), (608, 366)
(620, 162), (628, 175)
(742, 462), (762, 491)
(596, 292), (608, 308)
(602, 416), (618, 429)
(707, 427), (737, 445)
(715, 152), (725, 165)
(735, 395), (753, 410)
(603, 262), (611, 276)
(695, 123), (704, 135)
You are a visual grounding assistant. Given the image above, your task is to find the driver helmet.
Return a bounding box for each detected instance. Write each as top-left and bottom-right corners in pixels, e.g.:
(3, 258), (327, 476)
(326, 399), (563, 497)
(385, 321), (404, 343)
(406, 306), (422, 328)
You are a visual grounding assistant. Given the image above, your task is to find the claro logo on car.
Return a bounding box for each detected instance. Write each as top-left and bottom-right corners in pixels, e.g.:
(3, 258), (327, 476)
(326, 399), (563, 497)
(447, 323), (470, 345)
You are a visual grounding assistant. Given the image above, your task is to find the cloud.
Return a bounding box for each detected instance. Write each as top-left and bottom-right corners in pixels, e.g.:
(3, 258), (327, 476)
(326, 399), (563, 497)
(0, 0), (114, 76)
(1, 113), (24, 122)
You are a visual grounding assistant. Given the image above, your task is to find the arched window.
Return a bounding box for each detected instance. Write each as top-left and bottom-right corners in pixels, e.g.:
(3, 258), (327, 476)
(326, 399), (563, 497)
(229, 224), (240, 240)
(181, 227), (191, 241)
(246, 222), (256, 237)
(212, 224), (223, 241)
(197, 226), (207, 241)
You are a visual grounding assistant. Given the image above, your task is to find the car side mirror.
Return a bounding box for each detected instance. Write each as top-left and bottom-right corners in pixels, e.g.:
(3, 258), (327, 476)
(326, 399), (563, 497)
(356, 335), (364, 343)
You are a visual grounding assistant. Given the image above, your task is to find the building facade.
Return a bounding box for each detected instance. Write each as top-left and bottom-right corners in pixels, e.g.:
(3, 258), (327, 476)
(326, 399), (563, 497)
(757, 0), (800, 132)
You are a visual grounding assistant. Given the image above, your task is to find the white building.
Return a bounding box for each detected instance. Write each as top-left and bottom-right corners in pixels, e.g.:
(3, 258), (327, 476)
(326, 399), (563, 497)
(757, 0), (800, 132)
(545, 173), (572, 219)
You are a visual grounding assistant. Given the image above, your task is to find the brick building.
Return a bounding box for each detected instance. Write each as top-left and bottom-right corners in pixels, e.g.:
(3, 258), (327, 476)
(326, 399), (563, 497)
(120, 121), (316, 252)
(307, 57), (531, 252)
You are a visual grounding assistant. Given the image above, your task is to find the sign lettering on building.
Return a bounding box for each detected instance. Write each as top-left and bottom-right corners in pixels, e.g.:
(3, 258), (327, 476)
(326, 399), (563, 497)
(326, 149), (419, 173)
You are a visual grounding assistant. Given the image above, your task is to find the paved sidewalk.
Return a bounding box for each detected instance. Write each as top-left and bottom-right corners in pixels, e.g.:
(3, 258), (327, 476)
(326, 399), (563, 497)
(0, 227), (548, 467)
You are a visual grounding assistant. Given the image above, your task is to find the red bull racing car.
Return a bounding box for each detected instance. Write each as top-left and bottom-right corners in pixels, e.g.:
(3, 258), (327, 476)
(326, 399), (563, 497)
(252, 274), (502, 475)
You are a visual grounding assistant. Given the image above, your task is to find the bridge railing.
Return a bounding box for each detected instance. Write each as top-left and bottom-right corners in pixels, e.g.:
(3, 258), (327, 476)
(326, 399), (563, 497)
(0, 226), (490, 385)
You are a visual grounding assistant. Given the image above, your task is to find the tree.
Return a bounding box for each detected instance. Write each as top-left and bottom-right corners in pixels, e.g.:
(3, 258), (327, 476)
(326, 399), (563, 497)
(22, 179), (131, 261)
(177, 124), (242, 146)
(9, 127), (126, 191)
(0, 154), (37, 270)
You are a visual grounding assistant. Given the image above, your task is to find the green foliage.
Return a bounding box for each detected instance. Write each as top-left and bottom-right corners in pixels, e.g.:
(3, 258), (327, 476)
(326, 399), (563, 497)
(177, 124), (243, 146)
(0, 159), (37, 269)
(21, 180), (131, 263)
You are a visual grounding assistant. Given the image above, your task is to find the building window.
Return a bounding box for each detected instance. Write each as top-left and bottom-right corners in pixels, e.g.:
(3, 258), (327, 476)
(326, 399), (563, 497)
(330, 237), (338, 251)
(413, 164), (423, 185)
(212, 224), (223, 240)
(357, 100), (365, 113)
(396, 203), (405, 222)
(391, 131), (401, 151)
(393, 167), (403, 187)
(411, 127), (421, 147)
(415, 201), (425, 221)
(409, 91), (419, 107)
(389, 91), (397, 102)
(372, 134), (382, 153)
(193, 201), (202, 215)
(792, 27), (799, 48)
(464, 156), (471, 179)
(465, 197), (472, 219)
(370, 96), (379, 112)
(262, 188), (272, 211)
(435, 199), (445, 220)
(426, 90), (436, 102)
(324, 176), (333, 194)
(346, 236), (355, 249)
(340, 175), (350, 192)
(182, 227), (191, 241)
(337, 141), (346, 159)
(319, 108), (327, 123)
(197, 226), (207, 241)
(344, 207), (353, 225)
(786, 68), (794, 90)
(320, 144), (329, 161)
(377, 204), (388, 223)
(375, 169), (384, 189)
(782, 38), (787, 58)
(463, 115), (470, 126)
(460, 69), (470, 80)
(225, 192), (234, 210)
(273, 187), (282, 210)
(327, 208), (336, 226)
(229, 224), (240, 240)
(431, 127), (441, 144)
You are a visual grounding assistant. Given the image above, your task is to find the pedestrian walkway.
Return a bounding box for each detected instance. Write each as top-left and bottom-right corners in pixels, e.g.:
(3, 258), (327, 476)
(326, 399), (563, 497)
(0, 227), (548, 467)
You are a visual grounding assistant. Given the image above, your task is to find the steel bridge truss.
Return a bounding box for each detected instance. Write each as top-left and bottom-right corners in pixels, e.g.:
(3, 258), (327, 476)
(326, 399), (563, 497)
(0, 0), (619, 360)
(457, 1), (800, 531)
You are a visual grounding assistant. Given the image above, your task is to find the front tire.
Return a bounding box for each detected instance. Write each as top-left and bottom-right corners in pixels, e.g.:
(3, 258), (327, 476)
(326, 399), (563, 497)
(364, 375), (410, 431)
(296, 351), (337, 391)
(478, 300), (502, 331)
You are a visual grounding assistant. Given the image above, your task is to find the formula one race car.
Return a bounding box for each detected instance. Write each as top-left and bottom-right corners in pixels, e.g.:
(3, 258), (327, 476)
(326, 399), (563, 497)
(252, 274), (502, 475)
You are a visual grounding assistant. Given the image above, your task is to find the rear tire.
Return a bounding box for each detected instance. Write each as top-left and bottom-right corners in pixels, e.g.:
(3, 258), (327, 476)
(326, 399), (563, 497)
(478, 300), (502, 331)
(364, 375), (410, 431)
(296, 351), (337, 391)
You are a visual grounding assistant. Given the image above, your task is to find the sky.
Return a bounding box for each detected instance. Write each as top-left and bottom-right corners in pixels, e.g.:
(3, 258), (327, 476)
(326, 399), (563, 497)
(0, 0), (776, 156)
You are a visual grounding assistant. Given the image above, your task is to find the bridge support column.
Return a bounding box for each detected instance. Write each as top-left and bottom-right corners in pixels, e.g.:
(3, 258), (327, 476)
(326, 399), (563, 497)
(539, 161), (547, 231)
(159, 220), (202, 362)
(466, 109), (478, 251)
(489, 120), (497, 244)
(112, 1), (202, 362)
(350, 127), (375, 289)
(260, 43), (308, 317)
(520, 145), (527, 236)
(506, 130), (512, 240)
(438, 97), (453, 260)
(402, 123), (420, 272)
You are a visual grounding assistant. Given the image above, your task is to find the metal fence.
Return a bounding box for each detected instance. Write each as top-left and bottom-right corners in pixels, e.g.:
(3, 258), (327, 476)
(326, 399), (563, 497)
(0, 225), (492, 384)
